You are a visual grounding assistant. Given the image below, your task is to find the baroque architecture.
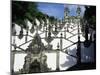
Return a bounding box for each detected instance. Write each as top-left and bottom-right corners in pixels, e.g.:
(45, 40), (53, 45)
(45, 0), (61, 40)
(11, 5), (82, 74)
(20, 33), (50, 73)
(11, 3), (96, 74)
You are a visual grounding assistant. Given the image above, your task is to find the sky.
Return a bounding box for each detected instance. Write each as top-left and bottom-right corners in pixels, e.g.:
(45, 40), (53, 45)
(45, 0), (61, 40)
(37, 2), (64, 20)
(37, 2), (86, 20)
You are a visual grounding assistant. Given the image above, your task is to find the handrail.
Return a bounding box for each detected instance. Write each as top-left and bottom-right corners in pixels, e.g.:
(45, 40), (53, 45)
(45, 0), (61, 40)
(18, 39), (32, 47)
(62, 42), (77, 51)
(12, 44), (25, 51)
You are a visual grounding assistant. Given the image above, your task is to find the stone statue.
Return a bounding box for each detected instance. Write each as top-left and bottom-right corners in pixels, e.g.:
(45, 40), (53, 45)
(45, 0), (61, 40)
(21, 33), (50, 73)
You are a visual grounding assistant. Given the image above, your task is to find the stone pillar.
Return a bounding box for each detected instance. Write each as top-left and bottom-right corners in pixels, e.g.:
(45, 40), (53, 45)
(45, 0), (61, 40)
(48, 24), (51, 38)
(25, 26), (29, 42)
(64, 27), (66, 38)
(77, 18), (81, 64)
(36, 25), (38, 33)
(60, 33), (63, 51)
(43, 25), (45, 32)
(76, 6), (81, 64)
(67, 22), (70, 32)
(13, 36), (16, 46)
(45, 27), (47, 38)
(56, 43), (60, 71)
(11, 51), (15, 73)
(12, 25), (16, 73)
(85, 22), (89, 41)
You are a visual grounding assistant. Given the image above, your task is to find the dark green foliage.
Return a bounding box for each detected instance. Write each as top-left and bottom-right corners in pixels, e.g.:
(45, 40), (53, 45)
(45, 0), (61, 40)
(83, 6), (96, 30)
(82, 6), (96, 47)
(49, 16), (56, 24)
(12, 1), (57, 29)
(12, 1), (38, 28)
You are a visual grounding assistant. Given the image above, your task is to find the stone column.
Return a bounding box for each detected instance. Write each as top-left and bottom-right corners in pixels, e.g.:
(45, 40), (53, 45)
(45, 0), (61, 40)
(25, 26), (29, 42)
(36, 25), (38, 33)
(11, 51), (15, 73)
(76, 6), (81, 64)
(56, 43), (60, 71)
(45, 27), (47, 38)
(77, 18), (81, 64)
(64, 27), (66, 38)
(60, 33), (63, 51)
(43, 25), (45, 32)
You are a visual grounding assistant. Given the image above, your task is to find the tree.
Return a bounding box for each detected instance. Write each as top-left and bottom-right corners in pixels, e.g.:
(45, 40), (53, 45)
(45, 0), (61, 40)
(83, 6), (96, 30)
(12, 1), (38, 28)
(83, 6), (96, 48)
(12, 1), (57, 29)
